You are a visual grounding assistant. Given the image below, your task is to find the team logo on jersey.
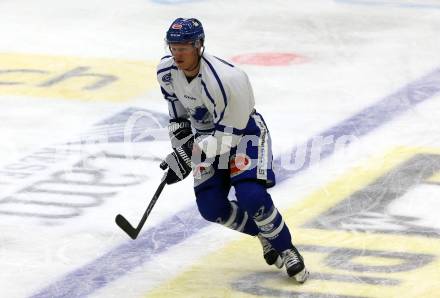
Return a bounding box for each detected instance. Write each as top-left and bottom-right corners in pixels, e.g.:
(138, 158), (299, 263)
(172, 24), (183, 29)
(162, 73), (172, 83)
(230, 154), (251, 177)
(188, 106), (211, 124)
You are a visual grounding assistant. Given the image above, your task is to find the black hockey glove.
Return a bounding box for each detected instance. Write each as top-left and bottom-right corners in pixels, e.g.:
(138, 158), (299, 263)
(160, 119), (194, 185)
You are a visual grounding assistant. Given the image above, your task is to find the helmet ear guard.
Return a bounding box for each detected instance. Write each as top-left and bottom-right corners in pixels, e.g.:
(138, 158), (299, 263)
(193, 39), (204, 49)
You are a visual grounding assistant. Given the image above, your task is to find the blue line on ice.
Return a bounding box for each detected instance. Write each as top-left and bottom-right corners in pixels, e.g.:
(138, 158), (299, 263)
(30, 68), (440, 297)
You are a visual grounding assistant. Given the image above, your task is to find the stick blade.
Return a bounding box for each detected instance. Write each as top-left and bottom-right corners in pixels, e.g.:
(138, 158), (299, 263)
(115, 214), (138, 240)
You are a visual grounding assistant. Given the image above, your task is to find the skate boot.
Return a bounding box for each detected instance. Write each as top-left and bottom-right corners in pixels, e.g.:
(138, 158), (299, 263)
(258, 234), (284, 268)
(281, 246), (309, 283)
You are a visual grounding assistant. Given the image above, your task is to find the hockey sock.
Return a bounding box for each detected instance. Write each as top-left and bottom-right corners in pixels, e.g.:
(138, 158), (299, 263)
(195, 186), (259, 236)
(235, 180), (294, 252)
(222, 201), (259, 236)
(254, 206), (293, 253)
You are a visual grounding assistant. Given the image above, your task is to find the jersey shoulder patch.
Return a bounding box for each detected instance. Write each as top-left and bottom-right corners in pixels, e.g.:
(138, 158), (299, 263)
(157, 57), (177, 85)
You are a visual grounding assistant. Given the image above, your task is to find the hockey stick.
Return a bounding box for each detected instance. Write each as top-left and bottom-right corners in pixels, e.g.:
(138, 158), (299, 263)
(115, 171), (168, 240)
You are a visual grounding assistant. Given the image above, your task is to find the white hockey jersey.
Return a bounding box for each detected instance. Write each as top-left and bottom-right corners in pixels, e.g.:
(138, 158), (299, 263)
(156, 53), (256, 157)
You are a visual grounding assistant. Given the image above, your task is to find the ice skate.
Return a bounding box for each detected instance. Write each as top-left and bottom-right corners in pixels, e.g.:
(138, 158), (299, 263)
(281, 247), (309, 283)
(258, 234), (284, 269)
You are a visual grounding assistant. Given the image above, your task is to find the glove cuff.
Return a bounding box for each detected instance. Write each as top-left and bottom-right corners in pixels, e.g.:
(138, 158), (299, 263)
(168, 118), (193, 149)
(168, 119), (191, 135)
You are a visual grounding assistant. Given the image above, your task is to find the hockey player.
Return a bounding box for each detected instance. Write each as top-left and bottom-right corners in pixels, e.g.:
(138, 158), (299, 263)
(157, 17), (309, 283)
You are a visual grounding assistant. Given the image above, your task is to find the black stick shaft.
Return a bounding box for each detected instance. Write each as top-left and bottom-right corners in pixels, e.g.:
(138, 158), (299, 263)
(116, 172), (167, 239)
(134, 173), (167, 234)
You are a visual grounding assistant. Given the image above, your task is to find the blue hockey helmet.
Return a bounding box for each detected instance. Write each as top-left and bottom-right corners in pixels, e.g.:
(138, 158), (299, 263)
(165, 18), (205, 44)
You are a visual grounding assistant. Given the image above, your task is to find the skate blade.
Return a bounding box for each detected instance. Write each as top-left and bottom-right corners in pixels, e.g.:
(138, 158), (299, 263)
(294, 268), (309, 283)
(274, 256), (284, 269)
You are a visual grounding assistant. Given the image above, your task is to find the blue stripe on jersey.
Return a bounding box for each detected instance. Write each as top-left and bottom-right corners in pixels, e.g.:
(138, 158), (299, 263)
(201, 80), (218, 118)
(169, 101), (178, 119)
(214, 56), (235, 68)
(215, 123), (246, 135)
(161, 55), (172, 60)
(157, 65), (178, 75)
(202, 56), (228, 124)
(160, 87), (177, 101)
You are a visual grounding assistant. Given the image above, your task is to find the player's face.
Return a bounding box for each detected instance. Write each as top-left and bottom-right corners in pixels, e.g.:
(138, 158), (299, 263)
(169, 43), (199, 71)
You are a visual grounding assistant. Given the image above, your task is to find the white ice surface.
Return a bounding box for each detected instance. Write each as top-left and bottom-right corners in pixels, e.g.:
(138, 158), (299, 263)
(1, 0), (440, 297)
